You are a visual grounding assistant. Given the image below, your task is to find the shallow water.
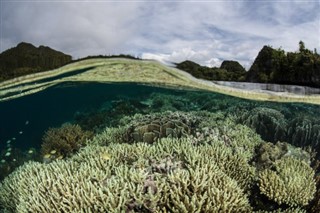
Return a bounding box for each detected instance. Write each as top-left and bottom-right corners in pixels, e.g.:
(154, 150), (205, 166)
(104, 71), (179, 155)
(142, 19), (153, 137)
(1, 81), (319, 150)
(1, 81), (320, 211)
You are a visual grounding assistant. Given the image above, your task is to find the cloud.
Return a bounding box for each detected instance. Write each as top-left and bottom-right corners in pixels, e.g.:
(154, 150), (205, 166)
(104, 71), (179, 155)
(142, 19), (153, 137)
(1, 1), (142, 57)
(1, 1), (319, 69)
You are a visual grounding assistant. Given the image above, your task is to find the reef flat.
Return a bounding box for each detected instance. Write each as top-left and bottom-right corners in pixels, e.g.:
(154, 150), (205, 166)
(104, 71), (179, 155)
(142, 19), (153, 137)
(0, 111), (318, 212)
(0, 58), (319, 105)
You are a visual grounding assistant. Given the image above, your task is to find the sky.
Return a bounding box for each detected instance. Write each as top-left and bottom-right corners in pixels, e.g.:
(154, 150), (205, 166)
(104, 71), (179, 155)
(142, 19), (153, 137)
(0, 0), (319, 69)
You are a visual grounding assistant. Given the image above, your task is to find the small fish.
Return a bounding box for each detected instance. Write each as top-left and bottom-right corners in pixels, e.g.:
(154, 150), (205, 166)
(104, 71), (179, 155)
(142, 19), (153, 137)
(7, 147), (12, 152)
(12, 159), (16, 162)
(28, 150), (34, 154)
(57, 155), (64, 160)
(12, 137), (16, 140)
(6, 140), (11, 144)
(50, 150), (57, 155)
(43, 154), (51, 159)
(5, 152), (11, 157)
(19, 131), (23, 134)
(1, 159), (5, 163)
(25, 120), (29, 125)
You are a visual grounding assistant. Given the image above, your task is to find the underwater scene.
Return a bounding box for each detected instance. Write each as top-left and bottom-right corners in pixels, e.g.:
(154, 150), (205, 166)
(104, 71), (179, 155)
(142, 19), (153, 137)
(0, 82), (320, 212)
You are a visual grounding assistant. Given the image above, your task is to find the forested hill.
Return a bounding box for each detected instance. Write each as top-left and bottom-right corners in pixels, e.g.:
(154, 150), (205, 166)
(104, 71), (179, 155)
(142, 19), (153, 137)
(176, 41), (320, 88)
(246, 41), (320, 88)
(176, 60), (246, 82)
(0, 42), (72, 81)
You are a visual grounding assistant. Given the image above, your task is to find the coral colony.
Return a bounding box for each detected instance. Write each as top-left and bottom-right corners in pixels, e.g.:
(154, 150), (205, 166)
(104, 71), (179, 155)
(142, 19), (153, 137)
(0, 110), (319, 212)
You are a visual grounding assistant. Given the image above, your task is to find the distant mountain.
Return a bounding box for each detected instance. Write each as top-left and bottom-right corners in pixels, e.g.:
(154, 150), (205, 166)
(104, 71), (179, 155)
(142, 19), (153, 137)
(176, 60), (246, 81)
(246, 42), (320, 88)
(0, 42), (72, 81)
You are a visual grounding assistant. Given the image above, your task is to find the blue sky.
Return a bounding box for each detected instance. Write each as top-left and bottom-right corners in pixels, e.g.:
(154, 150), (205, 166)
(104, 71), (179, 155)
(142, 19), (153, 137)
(1, 0), (319, 69)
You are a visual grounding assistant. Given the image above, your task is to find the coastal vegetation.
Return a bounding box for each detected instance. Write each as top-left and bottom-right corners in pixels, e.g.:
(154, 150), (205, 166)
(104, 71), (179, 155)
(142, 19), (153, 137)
(176, 60), (246, 82)
(0, 42), (139, 82)
(177, 41), (320, 88)
(246, 41), (320, 87)
(0, 42), (72, 81)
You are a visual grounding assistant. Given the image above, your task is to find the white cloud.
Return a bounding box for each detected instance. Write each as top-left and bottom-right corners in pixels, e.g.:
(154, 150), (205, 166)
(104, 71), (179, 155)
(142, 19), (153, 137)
(142, 47), (222, 67)
(1, 1), (319, 68)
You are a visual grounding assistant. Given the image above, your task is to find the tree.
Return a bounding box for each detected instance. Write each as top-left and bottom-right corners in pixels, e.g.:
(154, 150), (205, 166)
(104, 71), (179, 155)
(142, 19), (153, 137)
(299, 41), (306, 53)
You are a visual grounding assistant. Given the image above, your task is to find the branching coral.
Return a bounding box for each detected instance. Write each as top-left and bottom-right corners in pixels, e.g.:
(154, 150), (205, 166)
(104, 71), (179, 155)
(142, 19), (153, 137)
(165, 164), (252, 213)
(240, 107), (288, 142)
(40, 123), (93, 161)
(0, 111), (317, 212)
(0, 137), (254, 213)
(287, 116), (320, 153)
(258, 157), (316, 207)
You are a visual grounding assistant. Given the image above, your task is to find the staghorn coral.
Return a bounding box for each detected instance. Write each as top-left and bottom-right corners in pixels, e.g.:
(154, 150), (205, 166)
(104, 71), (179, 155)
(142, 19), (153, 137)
(192, 143), (256, 192)
(165, 164), (252, 213)
(0, 136), (255, 213)
(0, 111), (317, 212)
(240, 107), (288, 143)
(258, 157), (316, 207)
(40, 123), (93, 162)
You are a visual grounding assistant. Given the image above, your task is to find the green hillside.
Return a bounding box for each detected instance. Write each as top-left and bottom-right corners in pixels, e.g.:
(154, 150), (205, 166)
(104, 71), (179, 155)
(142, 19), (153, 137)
(0, 42), (72, 81)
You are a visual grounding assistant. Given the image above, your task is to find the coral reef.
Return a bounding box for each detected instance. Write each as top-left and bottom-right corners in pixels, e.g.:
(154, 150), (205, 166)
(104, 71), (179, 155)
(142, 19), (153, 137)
(118, 111), (201, 144)
(308, 175), (320, 213)
(258, 157), (316, 207)
(0, 111), (317, 212)
(165, 164), (251, 212)
(40, 123), (93, 162)
(0, 138), (253, 212)
(253, 141), (311, 170)
(307, 159), (320, 213)
(240, 107), (288, 143)
(74, 109), (109, 131)
(287, 116), (320, 154)
(0, 147), (40, 181)
(239, 107), (320, 156)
